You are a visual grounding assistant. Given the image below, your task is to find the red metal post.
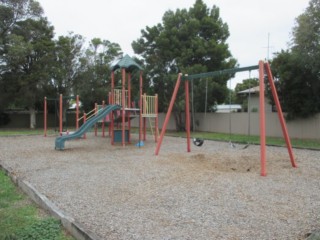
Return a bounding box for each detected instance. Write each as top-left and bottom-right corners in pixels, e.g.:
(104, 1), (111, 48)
(155, 94), (159, 142)
(258, 61), (267, 176)
(264, 62), (297, 168)
(155, 73), (182, 155)
(121, 68), (126, 147)
(102, 100), (105, 137)
(128, 73), (131, 143)
(59, 94), (63, 136)
(76, 95), (79, 130)
(44, 97), (47, 137)
(94, 103), (98, 137)
(143, 117), (146, 141)
(83, 113), (86, 139)
(111, 71), (115, 145)
(139, 71), (143, 144)
(185, 80), (191, 152)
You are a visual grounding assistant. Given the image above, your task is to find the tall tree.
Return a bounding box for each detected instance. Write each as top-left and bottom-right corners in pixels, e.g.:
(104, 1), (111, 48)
(1, 16), (55, 128)
(271, 0), (320, 119)
(132, 0), (236, 129)
(74, 38), (122, 111)
(0, 0), (44, 113)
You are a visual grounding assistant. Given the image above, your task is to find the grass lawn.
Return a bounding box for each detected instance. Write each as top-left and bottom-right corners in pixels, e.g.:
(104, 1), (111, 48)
(0, 169), (74, 240)
(1, 128), (320, 150)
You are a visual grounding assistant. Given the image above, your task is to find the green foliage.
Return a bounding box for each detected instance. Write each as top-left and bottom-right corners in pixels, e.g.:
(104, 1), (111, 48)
(0, 170), (73, 240)
(132, 0), (237, 117)
(6, 218), (66, 240)
(74, 38), (122, 111)
(132, 0), (237, 131)
(0, 0), (48, 111)
(271, 0), (320, 119)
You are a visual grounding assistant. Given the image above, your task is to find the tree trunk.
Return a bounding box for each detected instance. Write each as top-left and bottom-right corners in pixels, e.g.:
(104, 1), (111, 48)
(29, 107), (36, 129)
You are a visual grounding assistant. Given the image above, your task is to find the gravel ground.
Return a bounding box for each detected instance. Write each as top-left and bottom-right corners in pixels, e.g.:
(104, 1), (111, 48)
(0, 133), (319, 239)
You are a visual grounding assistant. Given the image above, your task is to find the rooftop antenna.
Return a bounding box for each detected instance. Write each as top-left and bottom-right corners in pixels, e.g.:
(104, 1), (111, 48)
(264, 33), (274, 61)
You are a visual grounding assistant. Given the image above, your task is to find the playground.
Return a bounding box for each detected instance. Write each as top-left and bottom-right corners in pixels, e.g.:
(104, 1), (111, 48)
(1, 133), (320, 239)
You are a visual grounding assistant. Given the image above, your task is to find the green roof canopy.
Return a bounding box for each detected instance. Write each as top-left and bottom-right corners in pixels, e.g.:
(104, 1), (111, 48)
(111, 54), (143, 72)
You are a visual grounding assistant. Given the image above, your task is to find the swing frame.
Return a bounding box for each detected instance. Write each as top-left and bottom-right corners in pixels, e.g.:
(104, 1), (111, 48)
(155, 61), (297, 176)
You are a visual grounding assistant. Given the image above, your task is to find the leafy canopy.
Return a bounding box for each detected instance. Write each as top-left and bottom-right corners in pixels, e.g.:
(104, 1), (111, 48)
(132, 0), (237, 114)
(271, 0), (320, 119)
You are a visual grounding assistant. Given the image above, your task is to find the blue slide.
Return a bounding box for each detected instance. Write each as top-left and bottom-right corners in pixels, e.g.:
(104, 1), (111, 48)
(55, 104), (121, 150)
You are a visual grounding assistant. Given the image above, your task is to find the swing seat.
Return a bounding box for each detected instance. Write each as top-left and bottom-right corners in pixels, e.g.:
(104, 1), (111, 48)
(193, 138), (204, 147)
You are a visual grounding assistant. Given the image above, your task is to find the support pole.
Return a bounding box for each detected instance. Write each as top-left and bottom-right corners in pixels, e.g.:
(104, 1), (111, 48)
(155, 94), (159, 142)
(155, 73), (182, 155)
(121, 68), (126, 147)
(139, 71), (143, 145)
(128, 73), (131, 143)
(76, 95), (79, 130)
(102, 100), (105, 137)
(44, 97), (47, 137)
(264, 62), (297, 168)
(185, 80), (191, 152)
(258, 61), (267, 176)
(83, 113), (86, 139)
(94, 103), (98, 137)
(111, 71), (115, 145)
(59, 94), (63, 136)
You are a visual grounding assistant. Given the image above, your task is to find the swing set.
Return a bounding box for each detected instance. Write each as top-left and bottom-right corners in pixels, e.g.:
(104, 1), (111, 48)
(155, 60), (297, 176)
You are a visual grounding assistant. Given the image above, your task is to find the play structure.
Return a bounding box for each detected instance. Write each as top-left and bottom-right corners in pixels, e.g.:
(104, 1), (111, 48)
(53, 55), (159, 150)
(155, 60), (297, 176)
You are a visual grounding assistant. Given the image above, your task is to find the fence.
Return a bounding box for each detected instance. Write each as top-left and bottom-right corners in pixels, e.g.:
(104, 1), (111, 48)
(2, 111), (320, 140)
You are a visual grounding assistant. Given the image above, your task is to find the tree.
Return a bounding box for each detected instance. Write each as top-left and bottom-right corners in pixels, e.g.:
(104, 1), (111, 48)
(271, 0), (320, 119)
(0, 0), (44, 113)
(1, 17), (55, 128)
(74, 38), (122, 111)
(132, 0), (237, 129)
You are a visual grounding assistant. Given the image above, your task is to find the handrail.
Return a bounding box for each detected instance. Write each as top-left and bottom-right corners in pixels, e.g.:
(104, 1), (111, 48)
(78, 107), (97, 122)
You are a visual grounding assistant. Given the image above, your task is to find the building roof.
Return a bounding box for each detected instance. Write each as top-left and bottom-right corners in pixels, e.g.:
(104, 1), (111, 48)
(237, 86), (260, 94)
(111, 54), (143, 72)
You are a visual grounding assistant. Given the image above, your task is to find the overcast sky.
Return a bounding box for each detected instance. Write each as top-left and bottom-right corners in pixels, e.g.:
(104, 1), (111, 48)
(37, 0), (309, 87)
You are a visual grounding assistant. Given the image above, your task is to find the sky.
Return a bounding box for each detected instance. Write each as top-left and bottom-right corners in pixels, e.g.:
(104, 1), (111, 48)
(37, 0), (309, 88)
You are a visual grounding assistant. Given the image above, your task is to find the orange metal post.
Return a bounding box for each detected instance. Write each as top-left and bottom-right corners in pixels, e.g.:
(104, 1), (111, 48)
(102, 100), (105, 137)
(155, 73), (182, 155)
(139, 71), (143, 144)
(155, 94), (159, 142)
(59, 94), (63, 136)
(264, 63), (297, 168)
(94, 103), (98, 137)
(143, 117), (146, 141)
(258, 61), (267, 176)
(185, 80), (191, 152)
(111, 72), (115, 145)
(76, 95), (79, 130)
(128, 73), (131, 143)
(44, 97), (47, 137)
(83, 113), (86, 139)
(121, 68), (126, 147)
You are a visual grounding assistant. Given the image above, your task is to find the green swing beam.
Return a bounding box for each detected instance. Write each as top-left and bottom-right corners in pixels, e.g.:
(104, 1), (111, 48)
(181, 65), (259, 81)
